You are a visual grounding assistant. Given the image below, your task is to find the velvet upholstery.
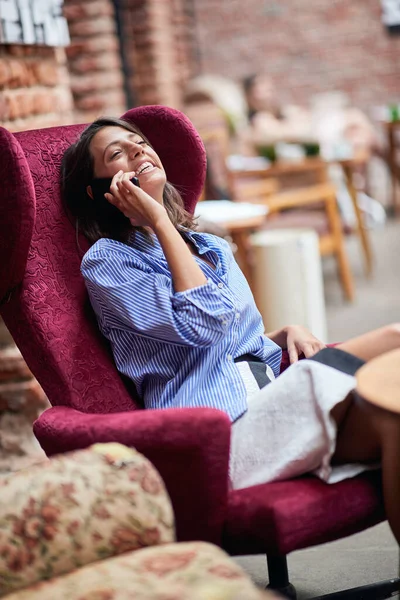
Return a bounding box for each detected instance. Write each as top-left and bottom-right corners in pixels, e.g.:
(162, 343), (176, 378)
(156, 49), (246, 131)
(0, 106), (385, 561)
(224, 471), (384, 555)
(0, 128), (35, 303)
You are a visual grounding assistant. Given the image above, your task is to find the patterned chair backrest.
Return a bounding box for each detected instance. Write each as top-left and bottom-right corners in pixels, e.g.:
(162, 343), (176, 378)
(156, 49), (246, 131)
(0, 106), (206, 414)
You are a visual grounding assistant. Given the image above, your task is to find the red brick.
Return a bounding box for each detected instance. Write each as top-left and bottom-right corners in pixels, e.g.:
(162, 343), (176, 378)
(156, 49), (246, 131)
(63, 0), (114, 21)
(0, 59), (10, 88)
(0, 95), (9, 121)
(68, 16), (116, 38)
(57, 87), (74, 112)
(31, 90), (57, 115)
(15, 92), (34, 118)
(30, 61), (60, 87)
(5, 93), (22, 120)
(0, 379), (48, 412)
(66, 36), (119, 58)
(7, 59), (30, 89)
(7, 45), (54, 59)
(70, 71), (124, 96)
(0, 346), (32, 382)
(74, 89), (126, 112)
(69, 53), (121, 74)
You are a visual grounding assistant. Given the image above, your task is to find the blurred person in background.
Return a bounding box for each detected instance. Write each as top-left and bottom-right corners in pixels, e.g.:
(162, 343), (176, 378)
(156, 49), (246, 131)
(243, 73), (312, 148)
(242, 73), (381, 158)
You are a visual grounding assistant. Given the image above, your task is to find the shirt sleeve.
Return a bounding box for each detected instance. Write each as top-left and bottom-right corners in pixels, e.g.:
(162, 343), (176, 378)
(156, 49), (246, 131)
(81, 247), (236, 348)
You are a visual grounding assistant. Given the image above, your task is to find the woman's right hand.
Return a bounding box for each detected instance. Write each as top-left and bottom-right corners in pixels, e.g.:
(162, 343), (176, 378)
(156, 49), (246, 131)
(105, 170), (168, 229)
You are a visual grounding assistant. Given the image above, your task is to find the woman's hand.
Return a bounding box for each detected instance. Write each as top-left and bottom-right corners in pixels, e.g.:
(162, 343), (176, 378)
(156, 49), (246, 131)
(286, 325), (326, 363)
(267, 325), (326, 364)
(104, 172), (207, 293)
(105, 170), (167, 229)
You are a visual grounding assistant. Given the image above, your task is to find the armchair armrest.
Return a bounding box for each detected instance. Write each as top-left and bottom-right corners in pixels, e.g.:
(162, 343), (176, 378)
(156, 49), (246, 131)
(34, 406), (231, 545)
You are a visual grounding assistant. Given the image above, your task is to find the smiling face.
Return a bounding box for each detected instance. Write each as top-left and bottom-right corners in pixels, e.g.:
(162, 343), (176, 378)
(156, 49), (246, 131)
(89, 125), (167, 202)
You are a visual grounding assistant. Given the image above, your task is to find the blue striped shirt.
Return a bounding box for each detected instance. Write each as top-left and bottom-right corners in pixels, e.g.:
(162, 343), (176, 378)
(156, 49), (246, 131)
(81, 230), (282, 422)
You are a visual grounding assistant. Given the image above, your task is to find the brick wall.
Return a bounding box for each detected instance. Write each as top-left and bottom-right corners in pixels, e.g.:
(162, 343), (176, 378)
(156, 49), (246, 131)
(0, 320), (49, 473)
(191, 0), (400, 112)
(64, 0), (127, 122)
(118, 0), (195, 108)
(0, 45), (73, 132)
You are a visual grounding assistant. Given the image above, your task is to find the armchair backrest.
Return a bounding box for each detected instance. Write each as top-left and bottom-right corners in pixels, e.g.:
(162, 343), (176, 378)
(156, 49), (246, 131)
(0, 106), (206, 414)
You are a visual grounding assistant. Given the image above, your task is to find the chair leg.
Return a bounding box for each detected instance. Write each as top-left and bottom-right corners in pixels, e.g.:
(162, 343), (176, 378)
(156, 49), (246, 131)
(342, 164), (373, 278)
(325, 193), (355, 302)
(266, 554), (297, 599)
(334, 240), (355, 302)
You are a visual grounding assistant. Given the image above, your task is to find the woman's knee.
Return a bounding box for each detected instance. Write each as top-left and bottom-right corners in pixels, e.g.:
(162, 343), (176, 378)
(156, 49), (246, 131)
(381, 322), (400, 334)
(379, 323), (400, 347)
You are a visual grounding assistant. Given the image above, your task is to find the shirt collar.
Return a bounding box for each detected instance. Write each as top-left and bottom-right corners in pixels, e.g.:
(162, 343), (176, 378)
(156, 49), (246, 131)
(128, 229), (157, 249)
(181, 229), (211, 253)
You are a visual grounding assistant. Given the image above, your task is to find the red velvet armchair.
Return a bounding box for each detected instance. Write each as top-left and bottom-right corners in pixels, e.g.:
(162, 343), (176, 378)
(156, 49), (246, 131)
(0, 106), (397, 600)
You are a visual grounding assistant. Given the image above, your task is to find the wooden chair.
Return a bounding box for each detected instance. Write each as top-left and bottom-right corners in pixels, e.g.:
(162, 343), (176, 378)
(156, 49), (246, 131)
(230, 156), (373, 278)
(238, 179), (355, 302)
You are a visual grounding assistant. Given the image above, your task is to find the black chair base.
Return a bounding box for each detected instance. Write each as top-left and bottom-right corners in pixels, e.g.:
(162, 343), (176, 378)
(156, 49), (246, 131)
(266, 554), (400, 600)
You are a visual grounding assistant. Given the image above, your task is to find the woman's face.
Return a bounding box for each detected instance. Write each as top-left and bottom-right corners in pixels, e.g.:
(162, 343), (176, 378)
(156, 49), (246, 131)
(89, 125), (167, 201)
(248, 76), (277, 113)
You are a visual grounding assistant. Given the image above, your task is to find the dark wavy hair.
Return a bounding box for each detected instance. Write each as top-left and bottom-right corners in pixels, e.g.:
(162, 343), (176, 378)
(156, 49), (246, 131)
(61, 116), (196, 245)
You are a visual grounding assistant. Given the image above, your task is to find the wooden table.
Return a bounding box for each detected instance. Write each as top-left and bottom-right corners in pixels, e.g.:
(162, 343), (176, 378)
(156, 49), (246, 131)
(228, 153), (373, 277)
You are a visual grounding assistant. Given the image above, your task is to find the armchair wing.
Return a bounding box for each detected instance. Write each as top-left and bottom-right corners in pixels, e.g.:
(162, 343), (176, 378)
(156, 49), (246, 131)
(34, 405), (231, 545)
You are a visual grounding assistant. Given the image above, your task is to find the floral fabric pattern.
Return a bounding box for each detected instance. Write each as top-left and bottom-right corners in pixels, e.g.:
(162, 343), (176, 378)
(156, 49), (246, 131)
(4, 542), (278, 600)
(0, 444), (174, 597)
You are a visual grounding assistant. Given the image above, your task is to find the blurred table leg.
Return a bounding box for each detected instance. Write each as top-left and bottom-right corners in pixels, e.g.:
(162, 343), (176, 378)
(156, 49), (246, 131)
(341, 161), (373, 277)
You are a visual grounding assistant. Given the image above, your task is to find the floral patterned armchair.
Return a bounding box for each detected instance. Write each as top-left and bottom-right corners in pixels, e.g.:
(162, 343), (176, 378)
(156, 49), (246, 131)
(0, 444), (274, 600)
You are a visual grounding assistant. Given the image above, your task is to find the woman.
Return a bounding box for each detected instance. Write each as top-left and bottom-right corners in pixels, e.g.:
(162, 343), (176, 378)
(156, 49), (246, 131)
(62, 114), (400, 545)
(242, 73), (313, 148)
(243, 73), (381, 156)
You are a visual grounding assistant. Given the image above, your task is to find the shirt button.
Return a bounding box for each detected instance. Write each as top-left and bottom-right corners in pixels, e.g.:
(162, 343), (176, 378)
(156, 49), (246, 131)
(235, 313), (240, 319)
(227, 354), (233, 361)
(218, 282), (224, 289)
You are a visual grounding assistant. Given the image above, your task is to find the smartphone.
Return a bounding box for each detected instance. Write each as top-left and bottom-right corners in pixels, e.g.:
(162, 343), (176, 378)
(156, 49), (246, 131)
(90, 175), (140, 202)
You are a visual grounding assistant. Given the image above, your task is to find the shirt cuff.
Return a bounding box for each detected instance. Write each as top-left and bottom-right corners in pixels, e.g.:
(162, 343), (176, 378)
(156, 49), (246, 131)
(172, 279), (234, 315)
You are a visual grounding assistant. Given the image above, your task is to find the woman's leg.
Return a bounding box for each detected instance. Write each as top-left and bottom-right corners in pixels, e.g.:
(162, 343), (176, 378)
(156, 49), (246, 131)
(328, 322), (400, 445)
(326, 324), (400, 544)
(332, 398), (400, 544)
(379, 408), (400, 545)
(336, 323), (400, 362)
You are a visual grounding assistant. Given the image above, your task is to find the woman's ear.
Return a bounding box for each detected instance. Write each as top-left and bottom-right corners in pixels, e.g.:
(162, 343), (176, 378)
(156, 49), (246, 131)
(86, 185), (94, 199)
